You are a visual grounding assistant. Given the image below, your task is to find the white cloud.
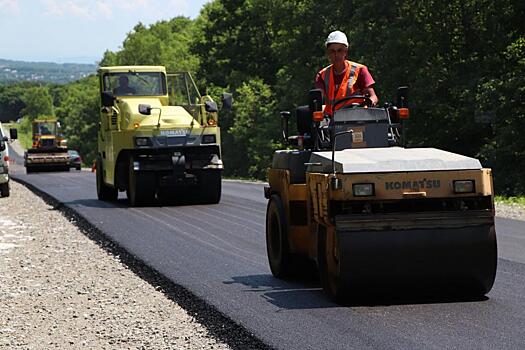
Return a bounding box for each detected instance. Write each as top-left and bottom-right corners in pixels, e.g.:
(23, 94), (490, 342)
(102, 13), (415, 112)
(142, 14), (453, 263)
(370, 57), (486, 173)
(166, 0), (190, 15)
(42, 0), (162, 20)
(42, 0), (95, 19)
(96, 1), (113, 19)
(114, 0), (151, 11)
(0, 0), (20, 14)
(42, 0), (64, 16)
(66, 1), (93, 19)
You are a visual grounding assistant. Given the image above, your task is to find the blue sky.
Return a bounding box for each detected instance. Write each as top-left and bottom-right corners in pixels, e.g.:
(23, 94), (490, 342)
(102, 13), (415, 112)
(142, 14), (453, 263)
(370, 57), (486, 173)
(0, 0), (210, 64)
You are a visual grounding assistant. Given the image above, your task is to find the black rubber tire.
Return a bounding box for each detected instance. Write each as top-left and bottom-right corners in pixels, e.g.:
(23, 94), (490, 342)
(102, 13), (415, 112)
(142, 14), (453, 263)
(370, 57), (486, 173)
(76, 165), (81, 171)
(266, 194), (296, 278)
(197, 170), (221, 204)
(317, 225), (347, 303)
(0, 182), (9, 197)
(126, 158), (156, 207)
(96, 157), (118, 201)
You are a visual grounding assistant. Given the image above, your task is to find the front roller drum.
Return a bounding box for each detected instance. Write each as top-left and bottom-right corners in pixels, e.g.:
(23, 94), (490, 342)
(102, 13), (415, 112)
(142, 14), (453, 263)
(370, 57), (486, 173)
(318, 224), (497, 302)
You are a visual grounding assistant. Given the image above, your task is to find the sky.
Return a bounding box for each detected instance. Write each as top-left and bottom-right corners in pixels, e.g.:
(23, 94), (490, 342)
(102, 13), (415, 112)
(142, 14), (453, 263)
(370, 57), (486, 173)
(0, 0), (210, 64)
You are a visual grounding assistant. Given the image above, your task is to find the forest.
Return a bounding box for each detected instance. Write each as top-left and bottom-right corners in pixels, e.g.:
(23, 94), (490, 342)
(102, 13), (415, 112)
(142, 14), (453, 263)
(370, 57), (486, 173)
(0, 58), (96, 84)
(0, 0), (523, 194)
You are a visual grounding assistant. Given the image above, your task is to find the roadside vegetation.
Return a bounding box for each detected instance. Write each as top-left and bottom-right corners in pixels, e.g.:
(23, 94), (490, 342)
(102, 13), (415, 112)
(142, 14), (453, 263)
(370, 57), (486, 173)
(3, 122), (31, 149)
(495, 196), (525, 207)
(0, 0), (523, 196)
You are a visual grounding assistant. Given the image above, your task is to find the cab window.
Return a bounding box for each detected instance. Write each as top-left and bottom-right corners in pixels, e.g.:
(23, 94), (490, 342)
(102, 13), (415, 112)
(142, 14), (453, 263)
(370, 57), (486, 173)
(103, 71), (167, 96)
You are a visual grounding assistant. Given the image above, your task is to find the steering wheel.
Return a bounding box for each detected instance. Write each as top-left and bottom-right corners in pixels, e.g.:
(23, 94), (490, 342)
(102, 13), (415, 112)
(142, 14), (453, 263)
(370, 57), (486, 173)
(333, 95), (373, 110)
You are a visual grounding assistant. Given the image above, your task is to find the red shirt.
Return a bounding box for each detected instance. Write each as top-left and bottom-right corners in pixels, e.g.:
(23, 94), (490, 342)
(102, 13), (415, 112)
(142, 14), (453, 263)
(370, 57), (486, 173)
(315, 64), (375, 98)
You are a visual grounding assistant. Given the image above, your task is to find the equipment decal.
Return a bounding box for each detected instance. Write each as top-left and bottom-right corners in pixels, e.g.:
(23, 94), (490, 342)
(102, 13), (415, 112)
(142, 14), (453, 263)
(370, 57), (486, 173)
(385, 179), (441, 190)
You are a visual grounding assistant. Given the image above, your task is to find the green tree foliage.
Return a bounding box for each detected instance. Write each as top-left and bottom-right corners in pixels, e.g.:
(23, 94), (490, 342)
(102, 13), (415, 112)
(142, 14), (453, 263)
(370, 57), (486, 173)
(2, 1), (523, 193)
(477, 37), (525, 194)
(0, 83), (28, 121)
(101, 17), (199, 72)
(194, 0), (525, 192)
(55, 76), (99, 165)
(20, 86), (54, 120)
(227, 79), (280, 179)
(194, 1), (280, 88)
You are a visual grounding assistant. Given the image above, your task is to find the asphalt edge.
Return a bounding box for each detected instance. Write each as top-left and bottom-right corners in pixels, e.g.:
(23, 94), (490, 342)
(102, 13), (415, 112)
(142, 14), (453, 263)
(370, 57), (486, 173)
(12, 176), (273, 350)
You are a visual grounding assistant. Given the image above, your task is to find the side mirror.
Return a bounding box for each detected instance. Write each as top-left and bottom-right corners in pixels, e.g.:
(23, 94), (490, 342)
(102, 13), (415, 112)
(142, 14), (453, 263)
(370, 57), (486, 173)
(280, 111), (291, 141)
(396, 86), (409, 108)
(9, 128), (17, 140)
(138, 104), (152, 115)
(308, 89), (323, 112)
(205, 101), (219, 113)
(101, 91), (115, 107)
(221, 92), (233, 111)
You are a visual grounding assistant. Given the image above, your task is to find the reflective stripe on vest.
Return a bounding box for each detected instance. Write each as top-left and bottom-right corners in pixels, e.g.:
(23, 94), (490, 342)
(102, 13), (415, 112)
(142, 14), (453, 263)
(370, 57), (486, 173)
(321, 60), (362, 116)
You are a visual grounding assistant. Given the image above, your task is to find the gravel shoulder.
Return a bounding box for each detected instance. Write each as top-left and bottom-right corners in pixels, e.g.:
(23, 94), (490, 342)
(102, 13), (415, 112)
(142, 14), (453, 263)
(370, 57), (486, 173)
(0, 181), (264, 349)
(495, 202), (525, 221)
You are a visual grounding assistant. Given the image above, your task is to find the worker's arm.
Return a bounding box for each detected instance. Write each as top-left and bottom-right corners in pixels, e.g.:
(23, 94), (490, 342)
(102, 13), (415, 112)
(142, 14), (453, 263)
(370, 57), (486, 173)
(357, 66), (379, 106)
(364, 86), (378, 106)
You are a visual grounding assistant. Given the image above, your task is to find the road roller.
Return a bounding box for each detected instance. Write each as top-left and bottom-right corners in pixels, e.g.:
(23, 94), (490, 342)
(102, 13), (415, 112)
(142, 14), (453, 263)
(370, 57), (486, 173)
(264, 88), (497, 302)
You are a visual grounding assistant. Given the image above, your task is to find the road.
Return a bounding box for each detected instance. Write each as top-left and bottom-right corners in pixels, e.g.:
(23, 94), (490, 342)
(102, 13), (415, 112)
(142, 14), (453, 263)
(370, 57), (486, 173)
(8, 148), (525, 350)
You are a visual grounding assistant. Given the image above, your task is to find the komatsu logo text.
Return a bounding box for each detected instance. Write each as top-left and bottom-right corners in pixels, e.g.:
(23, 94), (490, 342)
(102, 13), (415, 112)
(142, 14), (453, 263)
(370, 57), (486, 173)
(385, 179), (441, 190)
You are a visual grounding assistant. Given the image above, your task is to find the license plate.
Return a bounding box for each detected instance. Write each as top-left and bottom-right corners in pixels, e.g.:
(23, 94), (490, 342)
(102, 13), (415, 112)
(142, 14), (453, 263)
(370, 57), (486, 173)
(160, 129), (189, 136)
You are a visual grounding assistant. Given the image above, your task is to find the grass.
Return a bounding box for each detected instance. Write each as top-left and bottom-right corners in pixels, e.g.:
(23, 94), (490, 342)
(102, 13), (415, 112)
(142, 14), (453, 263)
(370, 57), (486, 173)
(223, 175), (266, 183)
(495, 196), (525, 207)
(4, 121), (31, 150)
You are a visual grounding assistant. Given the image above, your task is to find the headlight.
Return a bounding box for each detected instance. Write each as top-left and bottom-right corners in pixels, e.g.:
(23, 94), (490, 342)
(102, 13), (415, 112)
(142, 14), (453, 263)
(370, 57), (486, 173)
(453, 180), (475, 193)
(134, 137), (151, 147)
(353, 183), (375, 197)
(202, 134), (216, 144)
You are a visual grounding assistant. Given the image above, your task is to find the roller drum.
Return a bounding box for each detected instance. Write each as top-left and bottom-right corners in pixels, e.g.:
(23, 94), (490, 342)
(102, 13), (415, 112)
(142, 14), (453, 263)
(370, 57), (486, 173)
(325, 223), (497, 299)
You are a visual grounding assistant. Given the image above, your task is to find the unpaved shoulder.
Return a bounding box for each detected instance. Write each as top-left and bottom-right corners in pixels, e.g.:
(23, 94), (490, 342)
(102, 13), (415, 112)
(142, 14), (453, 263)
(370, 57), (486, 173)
(0, 181), (234, 349)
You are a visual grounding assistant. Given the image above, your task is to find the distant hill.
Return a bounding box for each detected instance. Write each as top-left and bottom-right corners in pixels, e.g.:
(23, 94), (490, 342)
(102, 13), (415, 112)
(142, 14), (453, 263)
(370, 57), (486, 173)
(0, 58), (97, 84)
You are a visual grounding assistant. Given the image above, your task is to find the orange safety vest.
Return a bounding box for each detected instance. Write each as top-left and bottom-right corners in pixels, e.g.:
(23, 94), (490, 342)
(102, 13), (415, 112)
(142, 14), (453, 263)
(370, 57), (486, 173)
(320, 60), (363, 116)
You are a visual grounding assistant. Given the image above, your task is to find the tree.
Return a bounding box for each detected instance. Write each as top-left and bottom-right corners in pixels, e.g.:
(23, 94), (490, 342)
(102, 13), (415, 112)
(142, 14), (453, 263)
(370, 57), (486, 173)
(20, 86), (54, 119)
(111, 18), (199, 72)
(55, 76), (99, 165)
(477, 37), (525, 194)
(227, 79), (281, 179)
(0, 84), (28, 121)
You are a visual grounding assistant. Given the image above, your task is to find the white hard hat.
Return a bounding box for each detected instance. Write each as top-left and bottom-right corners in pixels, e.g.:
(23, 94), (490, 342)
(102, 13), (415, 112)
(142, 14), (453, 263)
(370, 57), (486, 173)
(325, 30), (348, 47)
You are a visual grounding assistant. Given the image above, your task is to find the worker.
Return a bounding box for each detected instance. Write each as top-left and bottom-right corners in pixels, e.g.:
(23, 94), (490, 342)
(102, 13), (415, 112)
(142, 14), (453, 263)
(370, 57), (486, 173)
(39, 124), (51, 135)
(315, 30), (379, 116)
(113, 75), (136, 95)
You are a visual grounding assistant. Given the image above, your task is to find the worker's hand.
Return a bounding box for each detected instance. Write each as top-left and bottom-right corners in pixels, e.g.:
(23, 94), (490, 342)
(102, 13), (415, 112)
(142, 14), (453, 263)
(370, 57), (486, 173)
(365, 87), (379, 107)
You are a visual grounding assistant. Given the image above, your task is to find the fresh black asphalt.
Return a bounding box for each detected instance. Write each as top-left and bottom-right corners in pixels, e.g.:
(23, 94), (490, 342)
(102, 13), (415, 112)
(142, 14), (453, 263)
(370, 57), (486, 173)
(8, 150), (525, 350)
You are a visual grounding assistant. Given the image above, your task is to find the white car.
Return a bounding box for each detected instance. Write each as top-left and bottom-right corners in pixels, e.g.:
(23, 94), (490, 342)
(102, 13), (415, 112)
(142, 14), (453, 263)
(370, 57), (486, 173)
(0, 122), (17, 197)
